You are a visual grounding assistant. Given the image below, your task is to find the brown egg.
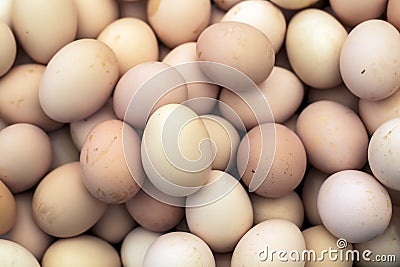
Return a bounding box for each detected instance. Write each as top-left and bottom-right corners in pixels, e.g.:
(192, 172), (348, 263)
(0, 123), (52, 193)
(5, 192), (53, 260)
(42, 235), (121, 267)
(80, 119), (143, 204)
(0, 64), (63, 131)
(48, 126), (80, 171)
(125, 189), (184, 232)
(237, 123), (307, 198)
(0, 179), (16, 235)
(32, 162), (107, 238)
(296, 100), (368, 174)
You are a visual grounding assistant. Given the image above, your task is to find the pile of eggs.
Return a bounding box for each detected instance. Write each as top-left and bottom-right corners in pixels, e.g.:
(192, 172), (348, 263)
(1, 0), (400, 266)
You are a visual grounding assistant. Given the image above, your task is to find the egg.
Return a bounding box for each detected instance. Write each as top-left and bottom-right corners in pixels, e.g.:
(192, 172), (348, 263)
(73, 0), (119, 38)
(39, 38), (119, 122)
(286, 8), (347, 89)
(340, 19), (400, 101)
(143, 231), (216, 266)
(0, 0), (12, 26)
(231, 219), (306, 266)
(186, 170), (253, 253)
(0, 123), (52, 193)
(317, 170), (392, 243)
(41, 235), (121, 267)
(12, 0), (78, 64)
(368, 118), (400, 191)
(0, 179), (16, 235)
(0, 239), (40, 267)
(0, 21), (16, 77)
(80, 119), (143, 204)
(0, 64), (63, 131)
(97, 17), (159, 75)
(237, 123), (306, 198)
(250, 191), (304, 228)
(387, 0), (400, 31)
(197, 21), (275, 85)
(147, 0), (211, 48)
(296, 100), (368, 174)
(221, 0), (287, 53)
(141, 104), (213, 197)
(32, 162), (107, 238)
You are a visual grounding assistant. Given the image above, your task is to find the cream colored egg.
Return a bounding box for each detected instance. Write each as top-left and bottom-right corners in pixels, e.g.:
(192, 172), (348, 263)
(0, 64), (63, 131)
(0, 239), (40, 267)
(340, 20), (400, 101)
(286, 8), (347, 89)
(147, 0), (211, 48)
(0, 179), (16, 235)
(270, 0), (320, 10)
(250, 191), (304, 228)
(97, 17), (159, 75)
(80, 119), (143, 204)
(0, 21), (16, 77)
(12, 0), (78, 64)
(0, 123), (52, 193)
(121, 227), (162, 267)
(141, 104), (213, 197)
(42, 235), (121, 267)
(222, 0), (286, 53)
(74, 0), (119, 38)
(32, 162), (107, 238)
(186, 170), (253, 253)
(143, 232), (216, 266)
(231, 219), (306, 266)
(39, 39), (119, 123)
(49, 126), (79, 171)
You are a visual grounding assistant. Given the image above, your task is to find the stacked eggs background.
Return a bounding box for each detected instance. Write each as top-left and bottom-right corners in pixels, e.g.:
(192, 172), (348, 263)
(1, 0), (400, 266)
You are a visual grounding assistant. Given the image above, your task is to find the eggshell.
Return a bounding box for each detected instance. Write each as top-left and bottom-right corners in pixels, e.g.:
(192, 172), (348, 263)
(368, 118), (400, 191)
(80, 119), (143, 204)
(186, 170), (253, 253)
(270, 0), (320, 10)
(143, 231), (216, 266)
(92, 204), (137, 244)
(250, 191), (304, 228)
(48, 126), (80, 170)
(387, 0), (400, 31)
(5, 192), (53, 260)
(39, 38), (119, 122)
(296, 100), (368, 174)
(147, 0), (211, 48)
(32, 162), (107, 238)
(97, 17), (159, 75)
(199, 115), (240, 171)
(286, 8), (347, 89)
(125, 189), (184, 232)
(0, 123), (52, 193)
(0, 239), (40, 267)
(340, 20), (400, 101)
(301, 168), (329, 226)
(329, 0), (387, 26)
(41, 235), (121, 267)
(73, 0), (119, 38)
(302, 225), (354, 267)
(231, 219), (306, 266)
(162, 42), (220, 115)
(317, 170), (392, 243)
(0, 179), (16, 234)
(237, 123), (306, 198)
(113, 61), (188, 130)
(0, 21), (16, 77)
(121, 227), (162, 267)
(353, 206), (400, 267)
(197, 21), (275, 85)
(0, 64), (63, 131)
(141, 104), (213, 197)
(11, 0), (78, 64)
(221, 0), (286, 53)
(70, 98), (117, 151)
